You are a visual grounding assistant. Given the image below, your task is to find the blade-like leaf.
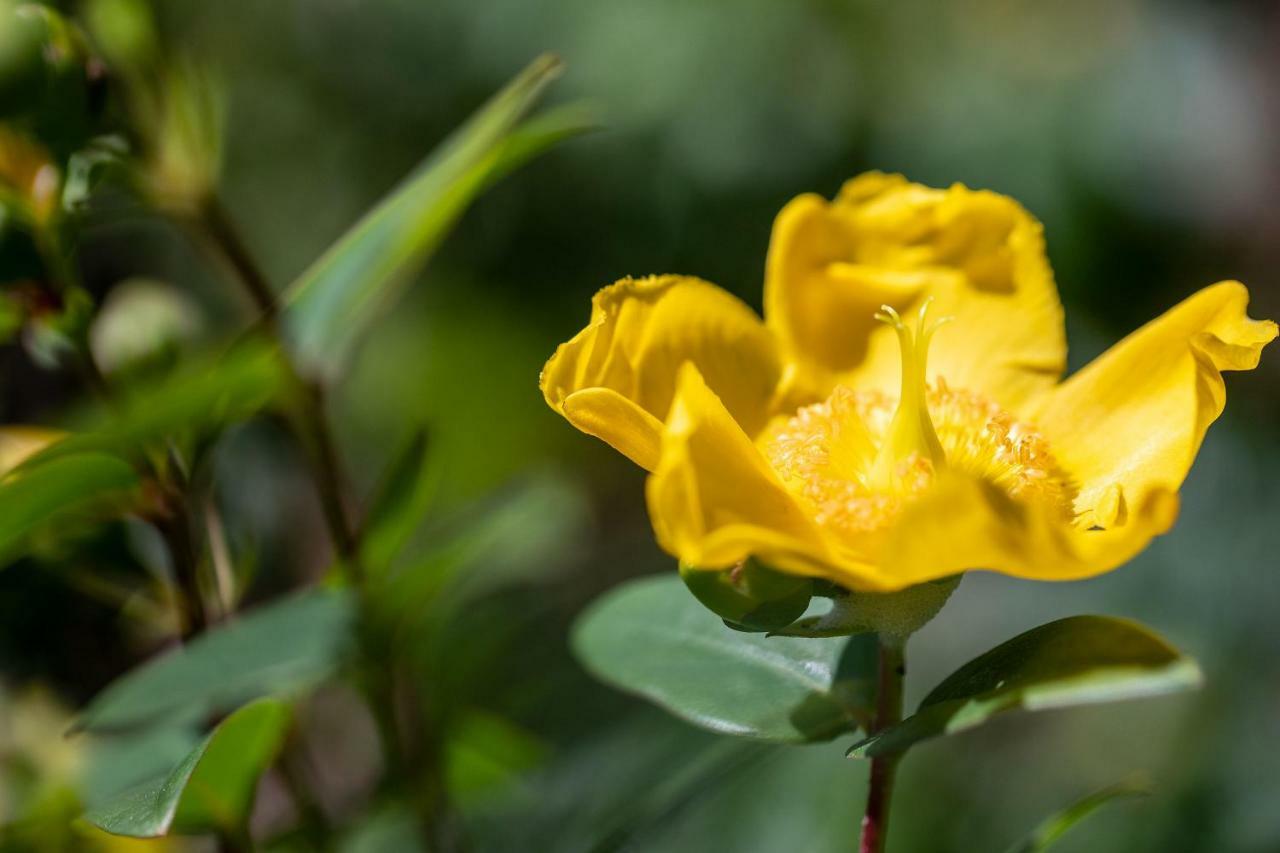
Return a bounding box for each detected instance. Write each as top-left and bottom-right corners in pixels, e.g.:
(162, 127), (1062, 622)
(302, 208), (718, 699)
(75, 588), (355, 733)
(83, 698), (291, 838)
(1004, 776), (1150, 853)
(283, 54), (583, 379)
(0, 452), (138, 563)
(573, 575), (877, 743)
(849, 616), (1201, 759)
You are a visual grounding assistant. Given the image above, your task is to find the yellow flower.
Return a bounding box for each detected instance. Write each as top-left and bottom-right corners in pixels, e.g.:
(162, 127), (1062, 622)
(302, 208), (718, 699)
(541, 173), (1276, 593)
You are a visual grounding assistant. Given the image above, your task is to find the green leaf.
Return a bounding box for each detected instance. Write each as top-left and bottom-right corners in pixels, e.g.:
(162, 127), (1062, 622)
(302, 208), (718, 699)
(1004, 776), (1150, 853)
(572, 575), (877, 743)
(446, 710), (549, 807)
(283, 54), (585, 379)
(75, 588), (355, 733)
(362, 427), (438, 574)
(83, 698), (291, 838)
(0, 289), (20, 342)
(373, 472), (590, 621)
(39, 339), (285, 463)
(849, 616), (1202, 759)
(0, 452), (138, 564)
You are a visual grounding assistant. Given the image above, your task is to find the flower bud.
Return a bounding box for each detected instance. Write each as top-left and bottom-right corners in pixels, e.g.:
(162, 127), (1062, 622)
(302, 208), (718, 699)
(680, 558), (813, 632)
(89, 278), (201, 373)
(0, 1), (51, 117)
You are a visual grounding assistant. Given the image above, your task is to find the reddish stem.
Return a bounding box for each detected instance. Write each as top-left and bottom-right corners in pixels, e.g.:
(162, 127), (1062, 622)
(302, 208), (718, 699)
(860, 638), (905, 853)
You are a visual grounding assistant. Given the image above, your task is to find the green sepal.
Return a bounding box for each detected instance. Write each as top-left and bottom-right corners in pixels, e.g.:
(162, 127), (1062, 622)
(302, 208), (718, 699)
(680, 558), (813, 632)
(773, 575), (961, 639)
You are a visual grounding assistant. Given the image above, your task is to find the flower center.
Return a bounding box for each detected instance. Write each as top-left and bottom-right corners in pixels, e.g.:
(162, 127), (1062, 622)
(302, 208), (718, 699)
(765, 305), (1077, 545)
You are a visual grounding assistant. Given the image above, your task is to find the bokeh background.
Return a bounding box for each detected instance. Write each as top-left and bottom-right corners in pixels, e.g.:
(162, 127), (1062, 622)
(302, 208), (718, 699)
(3, 1), (1279, 850)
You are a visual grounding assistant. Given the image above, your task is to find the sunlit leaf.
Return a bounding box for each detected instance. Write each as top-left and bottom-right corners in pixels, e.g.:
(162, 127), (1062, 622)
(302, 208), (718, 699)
(1004, 776), (1150, 853)
(283, 54), (586, 379)
(573, 575), (877, 743)
(83, 699), (291, 838)
(75, 588), (355, 733)
(848, 616), (1201, 759)
(0, 452), (138, 564)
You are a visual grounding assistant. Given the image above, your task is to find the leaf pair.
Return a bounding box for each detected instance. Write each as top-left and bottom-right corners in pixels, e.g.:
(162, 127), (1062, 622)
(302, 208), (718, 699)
(73, 589), (354, 838)
(573, 576), (1200, 749)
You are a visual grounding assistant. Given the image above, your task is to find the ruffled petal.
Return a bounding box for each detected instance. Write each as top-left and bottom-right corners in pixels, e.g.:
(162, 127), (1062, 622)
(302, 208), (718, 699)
(863, 473), (1182, 591)
(645, 363), (869, 580)
(764, 172), (1066, 408)
(1030, 281), (1277, 528)
(541, 276), (786, 469)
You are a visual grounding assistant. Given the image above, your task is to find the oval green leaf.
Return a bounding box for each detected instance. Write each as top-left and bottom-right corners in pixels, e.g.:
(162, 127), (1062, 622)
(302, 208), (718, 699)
(83, 698), (291, 838)
(573, 575), (877, 743)
(848, 615), (1202, 759)
(75, 588), (355, 733)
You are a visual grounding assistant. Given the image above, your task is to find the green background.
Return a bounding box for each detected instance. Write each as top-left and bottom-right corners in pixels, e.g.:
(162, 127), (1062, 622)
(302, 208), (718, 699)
(2, 1), (1278, 850)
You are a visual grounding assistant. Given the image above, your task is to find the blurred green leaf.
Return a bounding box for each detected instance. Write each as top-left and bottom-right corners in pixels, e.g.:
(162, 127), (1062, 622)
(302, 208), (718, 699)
(477, 101), (598, 190)
(83, 698), (291, 838)
(282, 53), (582, 379)
(374, 472), (589, 623)
(0, 452), (138, 564)
(75, 588), (355, 733)
(35, 339), (285, 464)
(849, 616), (1202, 759)
(339, 805), (426, 853)
(468, 714), (775, 853)
(573, 575), (877, 743)
(1004, 777), (1150, 853)
(446, 710), (548, 808)
(0, 1), (54, 118)
(0, 290), (20, 342)
(61, 135), (130, 214)
(362, 427), (437, 573)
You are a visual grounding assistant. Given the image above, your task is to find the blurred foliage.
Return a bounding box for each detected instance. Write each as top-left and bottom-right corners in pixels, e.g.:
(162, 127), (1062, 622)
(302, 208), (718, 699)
(0, 0), (1275, 851)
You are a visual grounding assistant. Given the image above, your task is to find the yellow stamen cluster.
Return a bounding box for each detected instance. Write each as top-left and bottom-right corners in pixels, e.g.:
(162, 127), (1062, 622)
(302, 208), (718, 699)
(765, 304), (1076, 546)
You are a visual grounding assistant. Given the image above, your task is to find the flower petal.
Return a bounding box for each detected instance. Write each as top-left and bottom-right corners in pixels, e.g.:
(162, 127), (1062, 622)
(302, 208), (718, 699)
(867, 473), (1182, 590)
(541, 276), (786, 469)
(764, 172), (1066, 408)
(645, 363), (867, 580)
(1030, 281), (1277, 528)
(560, 388), (664, 470)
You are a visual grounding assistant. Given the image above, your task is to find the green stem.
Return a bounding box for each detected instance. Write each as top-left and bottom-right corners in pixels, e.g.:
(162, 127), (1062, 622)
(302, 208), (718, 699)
(860, 636), (905, 853)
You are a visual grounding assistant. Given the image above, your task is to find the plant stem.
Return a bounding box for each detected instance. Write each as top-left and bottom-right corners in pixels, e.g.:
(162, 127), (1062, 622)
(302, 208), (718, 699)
(201, 198), (279, 323)
(860, 636), (905, 853)
(196, 197), (456, 846)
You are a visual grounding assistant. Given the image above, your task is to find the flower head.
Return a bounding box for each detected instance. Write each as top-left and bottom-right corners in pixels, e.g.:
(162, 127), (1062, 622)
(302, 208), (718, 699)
(541, 173), (1276, 592)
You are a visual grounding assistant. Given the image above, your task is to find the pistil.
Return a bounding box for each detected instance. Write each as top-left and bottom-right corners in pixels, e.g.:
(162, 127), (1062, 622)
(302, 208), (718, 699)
(869, 301), (948, 491)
